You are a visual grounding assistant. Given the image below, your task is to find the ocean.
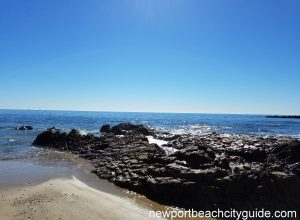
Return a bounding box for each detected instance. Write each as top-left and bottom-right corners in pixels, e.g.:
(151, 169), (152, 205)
(0, 109), (299, 160)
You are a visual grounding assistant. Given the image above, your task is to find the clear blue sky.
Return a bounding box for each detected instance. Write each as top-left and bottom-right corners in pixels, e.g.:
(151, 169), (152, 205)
(0, 0), (299, 114)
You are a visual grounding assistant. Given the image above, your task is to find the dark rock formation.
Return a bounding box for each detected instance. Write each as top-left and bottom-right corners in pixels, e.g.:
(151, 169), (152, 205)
(33, 123), (300, 214)
(16, 125), (33, 130)
(100, 123), (153, 136)
(33, 128), (99, 153)
(110, 123), (153, 135)
(100, 124), (111, 133)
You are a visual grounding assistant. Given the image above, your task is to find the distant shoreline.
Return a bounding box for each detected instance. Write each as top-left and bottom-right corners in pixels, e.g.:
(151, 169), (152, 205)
(266, 115), (300, 119)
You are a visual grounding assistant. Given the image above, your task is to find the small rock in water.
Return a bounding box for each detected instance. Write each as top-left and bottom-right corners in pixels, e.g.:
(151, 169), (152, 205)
(16, 125), (33, 130)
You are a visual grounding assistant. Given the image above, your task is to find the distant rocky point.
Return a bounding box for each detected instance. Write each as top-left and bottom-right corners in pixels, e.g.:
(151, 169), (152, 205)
(33, 123), (300, 213)
(266, 115), (300, 119)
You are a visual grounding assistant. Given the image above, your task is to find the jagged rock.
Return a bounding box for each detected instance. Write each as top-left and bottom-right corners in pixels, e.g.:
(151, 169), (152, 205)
(270, 140), (300, 163)
(100, 124), (111, 133)
(33, 128), (98, 150)
(174, 145), (216, 168)
(110, 123), (153, 135)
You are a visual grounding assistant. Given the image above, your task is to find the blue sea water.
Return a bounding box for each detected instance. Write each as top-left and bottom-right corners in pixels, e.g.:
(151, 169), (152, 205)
(0, 109), (299, 160)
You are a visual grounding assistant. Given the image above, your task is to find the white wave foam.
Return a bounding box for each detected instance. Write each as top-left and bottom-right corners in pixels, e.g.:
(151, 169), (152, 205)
(76, 129), (99, 136)
(78, 129), (89, 135)
(170, 124), (229, 135)
(161, 146), (178, 156)
(146, 136), (168, 147)
(146, 136), (178, 156)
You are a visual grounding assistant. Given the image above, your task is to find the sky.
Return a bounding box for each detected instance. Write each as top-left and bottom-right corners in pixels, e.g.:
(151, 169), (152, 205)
(0, 0), (299, 114)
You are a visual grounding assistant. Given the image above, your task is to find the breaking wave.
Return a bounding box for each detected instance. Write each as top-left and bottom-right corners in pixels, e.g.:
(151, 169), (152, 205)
(170, 124), (231, 135)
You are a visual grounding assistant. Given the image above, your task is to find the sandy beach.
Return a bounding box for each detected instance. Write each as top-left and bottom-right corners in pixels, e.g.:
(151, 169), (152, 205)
(0, 154), (166, 220)
(0, 157), (213, 220)
(0, 176), (165, 220)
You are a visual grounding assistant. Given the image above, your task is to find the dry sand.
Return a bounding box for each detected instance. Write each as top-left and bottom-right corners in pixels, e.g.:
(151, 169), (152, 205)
(0, 176), (165, 220)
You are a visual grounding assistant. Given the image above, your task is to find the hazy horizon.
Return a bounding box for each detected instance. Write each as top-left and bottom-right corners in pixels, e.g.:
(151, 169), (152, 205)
(1, 108), (299, 116)
(0, 1), (299, 114)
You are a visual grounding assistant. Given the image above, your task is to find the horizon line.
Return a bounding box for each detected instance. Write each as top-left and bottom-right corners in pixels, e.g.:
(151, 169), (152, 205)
(0, 108), (297, 116)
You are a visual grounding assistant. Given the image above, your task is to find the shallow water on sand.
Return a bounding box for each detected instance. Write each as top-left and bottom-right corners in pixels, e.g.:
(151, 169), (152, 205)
(0, 150), (213, 220)
(0, 150), (124, 197)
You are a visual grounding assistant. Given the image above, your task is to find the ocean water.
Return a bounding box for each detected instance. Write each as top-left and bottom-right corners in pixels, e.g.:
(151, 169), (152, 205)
(0, 109), (299, 160)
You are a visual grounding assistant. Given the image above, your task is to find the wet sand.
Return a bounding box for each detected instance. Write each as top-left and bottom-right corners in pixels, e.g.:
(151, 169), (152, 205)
(0, 151), (164, 220)
(0, 150), (212, 220)
(0, 176), (164, 220)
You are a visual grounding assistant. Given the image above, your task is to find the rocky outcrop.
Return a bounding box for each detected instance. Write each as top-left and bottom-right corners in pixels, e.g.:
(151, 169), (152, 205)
(100, 124), (110, 133)
(100, 123), (153, 136)
(33, 123), (300, 213)
(33, 128), (101, 155)
(16, 125), (33, 130)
